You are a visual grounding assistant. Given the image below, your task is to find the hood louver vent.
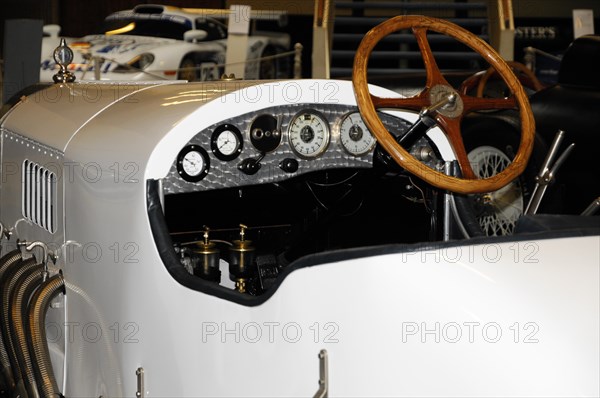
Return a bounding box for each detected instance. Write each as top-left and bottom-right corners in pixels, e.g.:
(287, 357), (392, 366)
(21, 160), (57, 233)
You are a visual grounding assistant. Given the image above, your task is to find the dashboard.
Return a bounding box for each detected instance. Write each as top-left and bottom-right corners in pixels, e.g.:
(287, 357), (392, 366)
(162, 103), (420, 194)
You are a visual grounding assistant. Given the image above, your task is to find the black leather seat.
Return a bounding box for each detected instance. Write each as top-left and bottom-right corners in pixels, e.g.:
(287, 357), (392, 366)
(529, 35), (600, 214)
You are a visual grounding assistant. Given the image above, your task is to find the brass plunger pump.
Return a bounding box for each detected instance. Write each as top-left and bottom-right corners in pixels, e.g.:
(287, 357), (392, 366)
(228, 224), (256, 293)
(192, 227), (221, 282)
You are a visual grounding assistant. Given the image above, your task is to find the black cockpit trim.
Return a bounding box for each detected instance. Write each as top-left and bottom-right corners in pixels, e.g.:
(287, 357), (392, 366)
(147, 179), (599, 307)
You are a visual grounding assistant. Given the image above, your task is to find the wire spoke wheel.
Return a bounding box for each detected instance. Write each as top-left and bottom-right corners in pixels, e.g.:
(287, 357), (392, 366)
(468, 146), (524, 236)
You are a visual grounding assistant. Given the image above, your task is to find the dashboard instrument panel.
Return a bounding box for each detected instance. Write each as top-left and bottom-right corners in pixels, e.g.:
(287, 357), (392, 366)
(165, 104), (413, 194)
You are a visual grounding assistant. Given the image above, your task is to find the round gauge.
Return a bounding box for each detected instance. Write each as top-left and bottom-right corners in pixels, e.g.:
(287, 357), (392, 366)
(339, 112), (376, 156)
(249, 114), (281, 153)
(211, 124), (243, 161)
(177, 145), (210, 182)
(288, 110), (330, 158)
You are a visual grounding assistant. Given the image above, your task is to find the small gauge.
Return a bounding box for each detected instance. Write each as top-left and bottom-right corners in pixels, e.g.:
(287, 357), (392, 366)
(211, 124), (243, 161)
(338, 112), (376, 156)
(288, 110), (330, 158)
(177, 145), (210, 182)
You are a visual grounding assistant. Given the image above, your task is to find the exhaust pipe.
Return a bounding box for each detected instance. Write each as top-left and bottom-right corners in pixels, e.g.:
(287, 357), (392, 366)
(1, 257), (38, 398)
(11, 263), (45, 398)
(1, 245), (65, 398)
(28, 273), (65, 398)
(0, 249), (24, 393)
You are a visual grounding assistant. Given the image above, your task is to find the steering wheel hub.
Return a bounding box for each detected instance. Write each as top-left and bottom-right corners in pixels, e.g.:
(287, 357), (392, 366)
(429, 85), (463, 118)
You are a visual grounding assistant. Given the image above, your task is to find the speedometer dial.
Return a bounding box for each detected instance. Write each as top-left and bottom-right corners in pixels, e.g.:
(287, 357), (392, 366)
(338, 112), (376, 156)
(288, 110), (330, 158)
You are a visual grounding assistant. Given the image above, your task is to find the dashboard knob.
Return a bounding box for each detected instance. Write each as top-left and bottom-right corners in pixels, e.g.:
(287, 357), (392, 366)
(279, 158), (299, 173)
(238, 158), (261, 175)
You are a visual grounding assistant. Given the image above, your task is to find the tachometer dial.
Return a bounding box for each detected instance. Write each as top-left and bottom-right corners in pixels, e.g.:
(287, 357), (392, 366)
(177, 145), (210, 182)
(338, 112), (376, 156)
(288, 110), (330, 158)
(211, 124), (243, 161)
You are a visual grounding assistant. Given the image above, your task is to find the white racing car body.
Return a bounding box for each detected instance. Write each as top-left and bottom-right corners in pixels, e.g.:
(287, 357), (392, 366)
(40, 5), (290, 82)
(0, 78), (598, 397)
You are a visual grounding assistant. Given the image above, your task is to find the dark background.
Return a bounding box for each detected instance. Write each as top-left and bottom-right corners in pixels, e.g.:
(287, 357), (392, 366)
(2, 0), (599, 54)
(1, 0), (599, 83)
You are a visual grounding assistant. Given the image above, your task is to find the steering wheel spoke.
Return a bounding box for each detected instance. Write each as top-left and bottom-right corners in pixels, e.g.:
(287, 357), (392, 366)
(413, 27), (450, 88)
(371, 94), (429, 110)
(436, 117), (477, 179)
(462, 95), (517, 112)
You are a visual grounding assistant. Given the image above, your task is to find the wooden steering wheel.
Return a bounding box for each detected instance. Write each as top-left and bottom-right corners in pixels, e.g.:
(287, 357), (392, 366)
(352, 16), (535, 194)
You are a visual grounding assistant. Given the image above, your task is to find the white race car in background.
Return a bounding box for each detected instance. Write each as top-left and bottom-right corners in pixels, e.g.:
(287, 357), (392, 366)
(40, 4), (291, 82)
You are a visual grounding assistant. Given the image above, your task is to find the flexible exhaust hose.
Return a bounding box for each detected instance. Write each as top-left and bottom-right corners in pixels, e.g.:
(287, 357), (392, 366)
(10, 263), (44, 398)
(1, 257), (38, 388)
(0, 249), (24, 392)
(0, 250), (21, 272)
(28, 273), (65, 398)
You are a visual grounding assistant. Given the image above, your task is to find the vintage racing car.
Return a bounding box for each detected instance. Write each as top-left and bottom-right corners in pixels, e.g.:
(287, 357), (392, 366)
(40, 4), (291, 82)
(2, 15), (598, 397)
